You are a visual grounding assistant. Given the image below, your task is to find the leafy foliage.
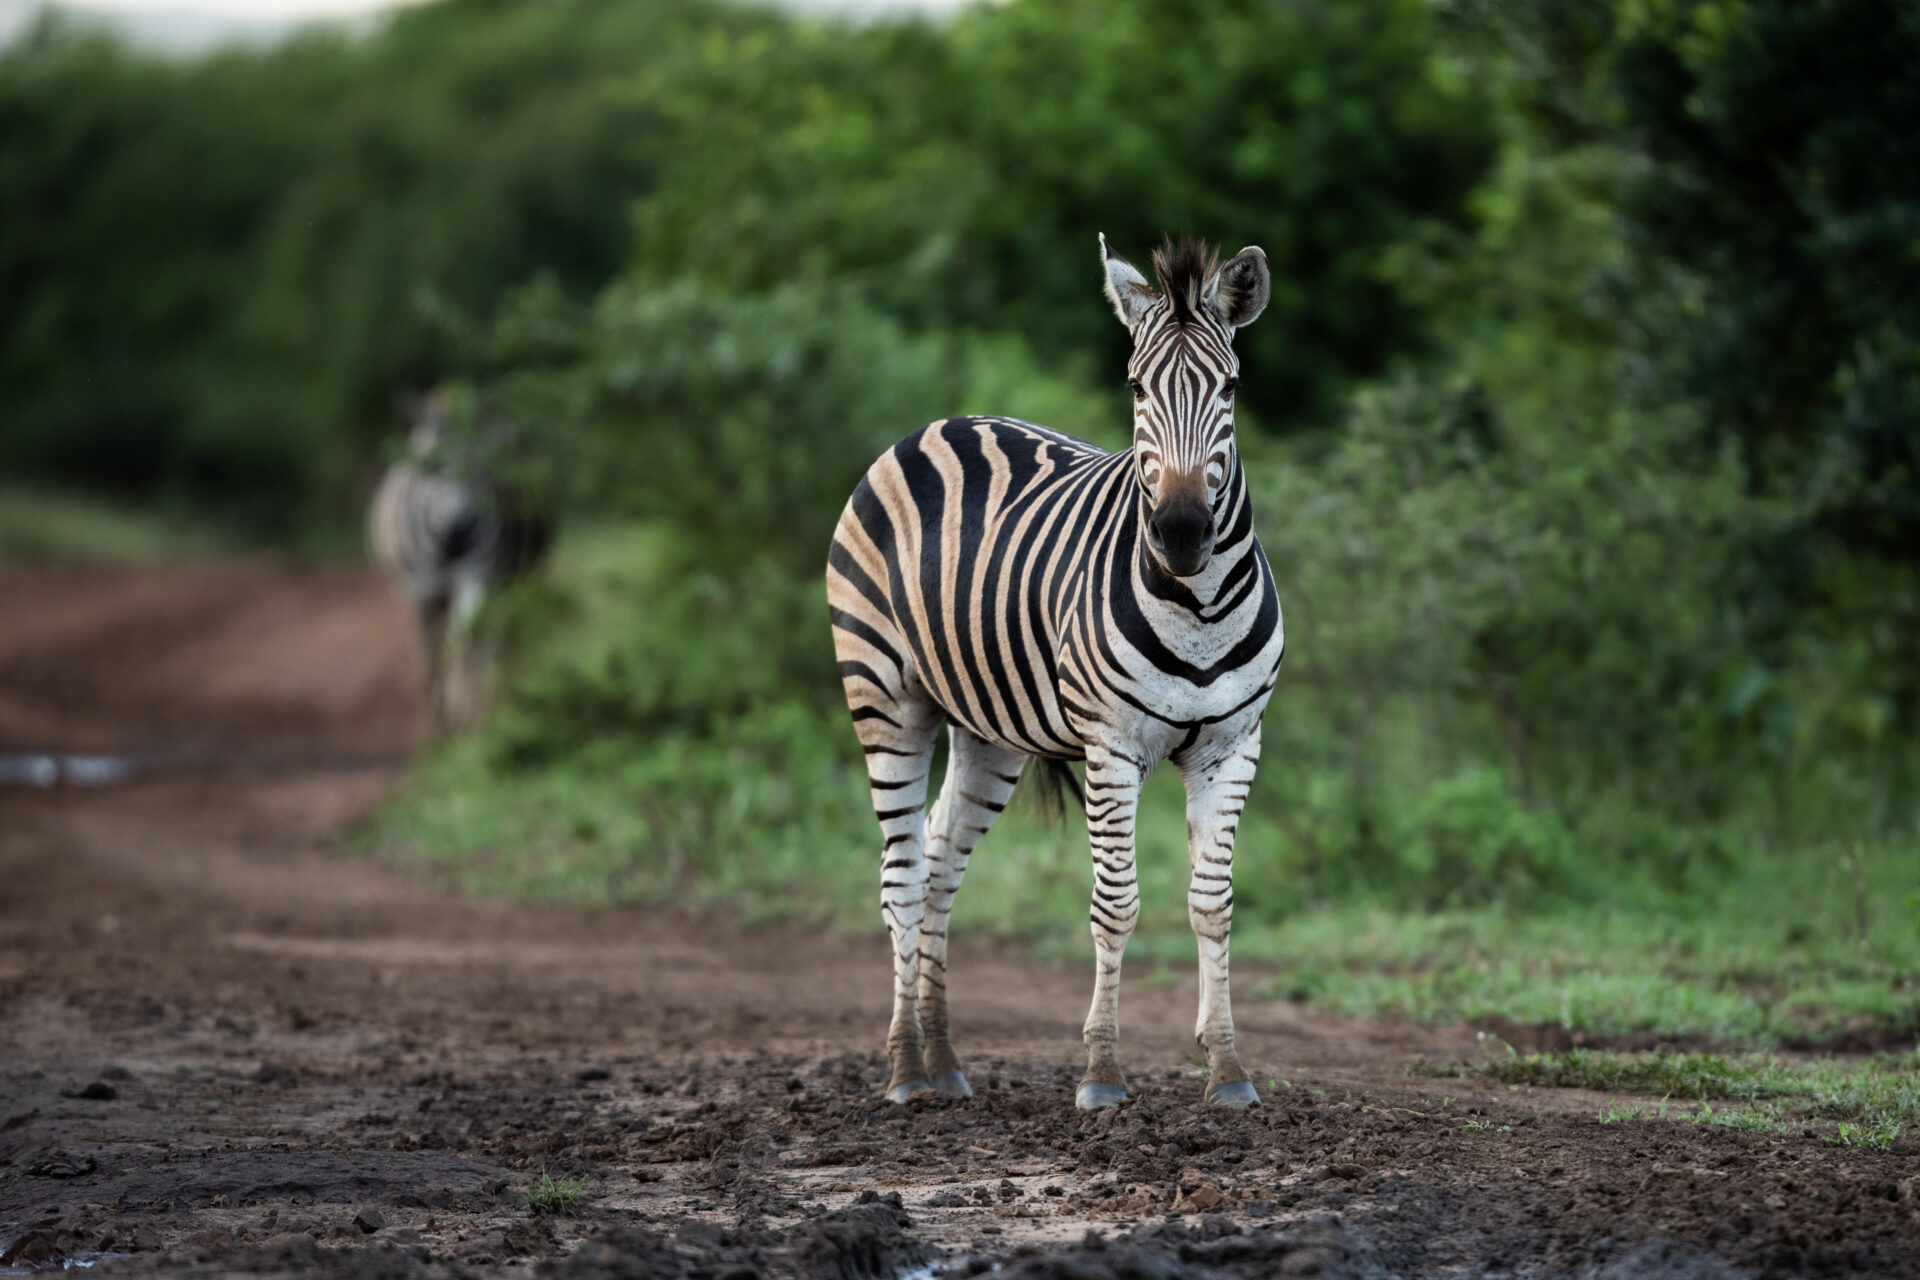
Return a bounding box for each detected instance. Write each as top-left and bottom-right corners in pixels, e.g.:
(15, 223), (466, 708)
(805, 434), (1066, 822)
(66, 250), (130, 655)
(0, 0), (734, 532)
(7, 0), (1920, 1041)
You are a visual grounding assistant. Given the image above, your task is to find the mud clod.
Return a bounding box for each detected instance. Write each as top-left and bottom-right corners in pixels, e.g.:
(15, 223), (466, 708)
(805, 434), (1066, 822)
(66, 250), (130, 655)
(546, 1196), (917, 1280)
(503, 1218), (561, 1259)
(0, 1229), (63, 1267)
(25, 1147), (97, 1178)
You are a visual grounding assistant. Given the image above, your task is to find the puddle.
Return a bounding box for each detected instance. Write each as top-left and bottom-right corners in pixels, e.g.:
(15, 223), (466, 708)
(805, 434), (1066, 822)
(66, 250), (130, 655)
(0, 1259), (98, 1276)
(0, 755), (137, 789)
(0, 747), (408, 789)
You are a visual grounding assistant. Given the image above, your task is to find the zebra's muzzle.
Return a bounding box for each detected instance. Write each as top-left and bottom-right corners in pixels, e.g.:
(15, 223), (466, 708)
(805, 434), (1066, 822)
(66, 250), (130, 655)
(1147, 496), (1215, 577)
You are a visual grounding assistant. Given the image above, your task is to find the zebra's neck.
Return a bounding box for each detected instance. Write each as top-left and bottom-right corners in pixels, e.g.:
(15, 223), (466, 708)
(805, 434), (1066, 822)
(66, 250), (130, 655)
(1125, 458), (1260, 618)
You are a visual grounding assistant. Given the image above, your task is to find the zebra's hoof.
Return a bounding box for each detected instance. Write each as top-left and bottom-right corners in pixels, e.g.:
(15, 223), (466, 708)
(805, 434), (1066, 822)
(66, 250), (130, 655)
(1075, 1081), (1129, 1110)
(886, 1080), (933, 1105)
(1205, 1079), (1260, 1109)
(931, 1070), (973, 1100)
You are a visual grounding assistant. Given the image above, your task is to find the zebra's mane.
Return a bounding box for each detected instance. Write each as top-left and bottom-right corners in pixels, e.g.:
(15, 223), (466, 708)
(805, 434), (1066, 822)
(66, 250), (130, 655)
(1151, 237), (1219, 326)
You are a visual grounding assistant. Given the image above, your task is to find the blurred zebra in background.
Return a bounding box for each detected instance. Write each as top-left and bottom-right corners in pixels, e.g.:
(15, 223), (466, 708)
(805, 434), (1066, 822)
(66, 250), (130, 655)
(368, 392), (550, 734)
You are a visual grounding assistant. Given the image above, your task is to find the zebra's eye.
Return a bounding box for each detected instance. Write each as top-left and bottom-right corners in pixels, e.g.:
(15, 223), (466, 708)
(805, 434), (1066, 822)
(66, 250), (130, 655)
(1222, 377), (1239, 400)
(1127, 378), (1146, 401)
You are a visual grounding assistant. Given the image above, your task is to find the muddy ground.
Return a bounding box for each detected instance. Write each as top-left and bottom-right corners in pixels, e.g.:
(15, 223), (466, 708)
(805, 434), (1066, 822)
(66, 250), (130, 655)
(1, 561), (1915, 1279)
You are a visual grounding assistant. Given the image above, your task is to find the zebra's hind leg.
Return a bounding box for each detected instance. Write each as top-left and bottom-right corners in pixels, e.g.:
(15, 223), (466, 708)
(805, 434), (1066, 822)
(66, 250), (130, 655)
(834, 647), (945, 1102)
(1078, 746), (1146, 1110)
(918, 727), (1027, 1100)
(862, 703), (942, 1104)
(414, 594), (452, 737)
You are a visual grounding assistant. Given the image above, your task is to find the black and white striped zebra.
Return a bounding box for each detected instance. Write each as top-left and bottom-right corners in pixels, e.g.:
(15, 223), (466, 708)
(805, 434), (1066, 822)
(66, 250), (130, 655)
(827, 236), (1281, 1109)
(368, 394), (550, 733)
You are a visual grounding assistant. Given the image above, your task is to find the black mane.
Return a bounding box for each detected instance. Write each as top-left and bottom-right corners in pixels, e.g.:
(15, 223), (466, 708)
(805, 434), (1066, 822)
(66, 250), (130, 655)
(1151, 236), (1218, 325)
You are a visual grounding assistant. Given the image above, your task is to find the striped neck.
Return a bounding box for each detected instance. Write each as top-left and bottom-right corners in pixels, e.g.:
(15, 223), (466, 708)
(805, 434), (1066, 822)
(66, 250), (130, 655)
(1128, 453), (1256, 613)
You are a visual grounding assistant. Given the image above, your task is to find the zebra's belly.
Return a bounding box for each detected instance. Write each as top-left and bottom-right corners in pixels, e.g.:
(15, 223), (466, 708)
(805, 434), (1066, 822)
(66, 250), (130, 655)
(904, 619), (1088, 761)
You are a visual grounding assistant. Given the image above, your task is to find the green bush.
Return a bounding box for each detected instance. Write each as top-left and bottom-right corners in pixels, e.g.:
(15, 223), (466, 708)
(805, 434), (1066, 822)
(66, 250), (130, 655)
(1395, 767), (1575, 909)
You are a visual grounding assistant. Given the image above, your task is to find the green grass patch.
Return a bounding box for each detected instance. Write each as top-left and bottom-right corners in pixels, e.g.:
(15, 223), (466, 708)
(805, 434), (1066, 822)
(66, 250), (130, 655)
(1419, 1047), (1919, 1147)
(1231, 864), (1919, 1046)
(521, 1168), (588, 1216)
(0, 486), (228, 562)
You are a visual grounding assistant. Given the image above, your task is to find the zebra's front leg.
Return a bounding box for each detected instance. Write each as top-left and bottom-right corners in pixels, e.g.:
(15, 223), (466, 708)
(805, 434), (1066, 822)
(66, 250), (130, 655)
(918, 728), (1026, 1100)
(1077, 748), (1145, 1110)
(1181, 730), (1262, 1108)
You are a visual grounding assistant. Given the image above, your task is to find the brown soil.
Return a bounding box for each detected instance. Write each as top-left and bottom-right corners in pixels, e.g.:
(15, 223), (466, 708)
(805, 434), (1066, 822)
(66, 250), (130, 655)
(1, 561), (1915, 1280)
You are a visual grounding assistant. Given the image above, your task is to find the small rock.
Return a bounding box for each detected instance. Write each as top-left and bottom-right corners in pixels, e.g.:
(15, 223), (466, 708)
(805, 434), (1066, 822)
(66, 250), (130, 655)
(1173, 1171), (1226, 1213)
(352, 1206), (386, 1234)
(389, 1227), (423, 1244)
(576, 1066), (611, 1082)
(67, 1081), (117, 1101)
(0, 1231), (61, 1267)
(996, 1178), (1022, 1202)
(1042, 1185), (1065, 1197)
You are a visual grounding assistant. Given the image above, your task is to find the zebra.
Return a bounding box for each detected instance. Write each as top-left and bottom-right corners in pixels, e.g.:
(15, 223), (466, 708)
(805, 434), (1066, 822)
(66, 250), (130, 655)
(368, 393), (550, 734)
(827, 235), (1281, 1110)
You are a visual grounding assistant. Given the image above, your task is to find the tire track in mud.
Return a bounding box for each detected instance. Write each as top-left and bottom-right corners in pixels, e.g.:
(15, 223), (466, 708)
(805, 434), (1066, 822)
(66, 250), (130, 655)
(1, 562), (1916, 1278)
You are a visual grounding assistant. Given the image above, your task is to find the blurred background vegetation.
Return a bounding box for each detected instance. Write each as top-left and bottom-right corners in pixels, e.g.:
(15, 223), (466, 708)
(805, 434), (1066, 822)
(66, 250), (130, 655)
(4, 0), (1916, 1045)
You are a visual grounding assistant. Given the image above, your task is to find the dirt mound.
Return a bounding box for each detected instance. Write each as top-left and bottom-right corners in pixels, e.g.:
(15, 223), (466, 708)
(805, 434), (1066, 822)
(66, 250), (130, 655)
(993, 1216), (1388, 1280)
(545, 1191), (920, 1280)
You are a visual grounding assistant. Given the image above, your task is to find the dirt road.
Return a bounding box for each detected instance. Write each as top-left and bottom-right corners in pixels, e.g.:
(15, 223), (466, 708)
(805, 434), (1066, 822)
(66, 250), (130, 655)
(1, 562), (1915, 1278)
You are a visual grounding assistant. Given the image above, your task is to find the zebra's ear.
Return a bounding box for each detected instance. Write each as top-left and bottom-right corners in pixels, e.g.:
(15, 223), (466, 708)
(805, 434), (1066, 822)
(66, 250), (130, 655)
(1100, 233), (1158, 330)
(1205, 246), (1270, 330)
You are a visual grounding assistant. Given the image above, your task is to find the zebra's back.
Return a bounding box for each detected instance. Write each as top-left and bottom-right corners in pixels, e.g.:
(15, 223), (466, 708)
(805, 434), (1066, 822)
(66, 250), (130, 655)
(830, 415), (1134, 761)
(369, 463), (548, 604)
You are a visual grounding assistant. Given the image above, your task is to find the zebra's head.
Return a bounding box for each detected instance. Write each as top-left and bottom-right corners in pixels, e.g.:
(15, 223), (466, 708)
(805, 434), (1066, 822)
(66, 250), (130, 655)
(1100, 234), (1270, 578)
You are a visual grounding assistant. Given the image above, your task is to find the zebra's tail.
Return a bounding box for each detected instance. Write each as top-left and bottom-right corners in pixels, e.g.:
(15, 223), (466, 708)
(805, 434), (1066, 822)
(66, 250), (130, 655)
(1028, 758), (1086, 824)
